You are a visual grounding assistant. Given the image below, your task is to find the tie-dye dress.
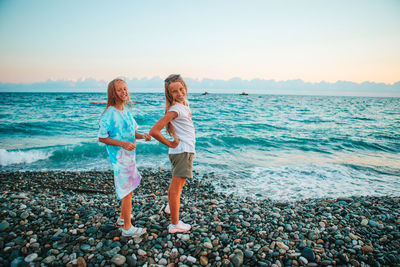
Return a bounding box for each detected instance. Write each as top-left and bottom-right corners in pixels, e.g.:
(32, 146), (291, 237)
(98, 106), (141, 200)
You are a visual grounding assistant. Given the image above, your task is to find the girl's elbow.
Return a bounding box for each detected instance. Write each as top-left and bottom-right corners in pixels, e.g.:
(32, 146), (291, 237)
(149, 128), (159, 137)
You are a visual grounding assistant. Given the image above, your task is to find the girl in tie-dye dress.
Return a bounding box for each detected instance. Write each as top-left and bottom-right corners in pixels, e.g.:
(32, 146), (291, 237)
(98, 77), (151, 237)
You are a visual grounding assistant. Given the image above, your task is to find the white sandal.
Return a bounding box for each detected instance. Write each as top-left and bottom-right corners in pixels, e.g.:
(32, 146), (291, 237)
(116, 214), (134, 226)
(121, 226), (147, 237)
(164, 203), (184, 214)
(164, 204), (170, 214)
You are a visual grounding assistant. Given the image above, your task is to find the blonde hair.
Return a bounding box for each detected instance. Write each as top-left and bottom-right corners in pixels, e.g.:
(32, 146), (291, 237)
(104, 78), (132, 113)
(164, 74), (188, 136)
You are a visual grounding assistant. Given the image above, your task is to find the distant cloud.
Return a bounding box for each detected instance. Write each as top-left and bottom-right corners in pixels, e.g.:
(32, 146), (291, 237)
(1, 77), (399, 96)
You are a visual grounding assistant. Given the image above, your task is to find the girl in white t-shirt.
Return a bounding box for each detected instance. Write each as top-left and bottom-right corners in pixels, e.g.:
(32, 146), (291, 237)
(149, 74), (195, 233)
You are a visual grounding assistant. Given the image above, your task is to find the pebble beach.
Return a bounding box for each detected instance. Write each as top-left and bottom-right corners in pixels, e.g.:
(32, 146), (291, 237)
(0, 170), (399, 267)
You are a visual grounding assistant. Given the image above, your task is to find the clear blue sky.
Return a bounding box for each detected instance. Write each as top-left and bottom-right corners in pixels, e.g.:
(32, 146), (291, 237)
(0, 0), (399, 84)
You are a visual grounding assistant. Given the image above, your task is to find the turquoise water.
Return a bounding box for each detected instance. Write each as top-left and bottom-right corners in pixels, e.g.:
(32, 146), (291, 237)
(1, 92), (399, 200)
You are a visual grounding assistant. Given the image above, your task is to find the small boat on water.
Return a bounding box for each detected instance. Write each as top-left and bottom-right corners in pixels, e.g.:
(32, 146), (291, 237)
(240, 92), (248, 95)
(202, 91), (209, 95)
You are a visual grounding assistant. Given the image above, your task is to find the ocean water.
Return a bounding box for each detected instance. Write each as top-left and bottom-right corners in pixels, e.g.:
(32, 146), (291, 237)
(1, 92), (399, 201)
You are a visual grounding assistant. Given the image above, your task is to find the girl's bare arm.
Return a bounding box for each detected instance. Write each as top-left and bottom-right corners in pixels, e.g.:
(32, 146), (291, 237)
(135, 132), (151, 141)
(149, 111), (180, 148)
(99, 137), (136, 151)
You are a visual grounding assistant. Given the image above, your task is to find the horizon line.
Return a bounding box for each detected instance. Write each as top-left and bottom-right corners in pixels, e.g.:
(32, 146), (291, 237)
(1, 89), (399, 98)
(1, 76), (400, 86)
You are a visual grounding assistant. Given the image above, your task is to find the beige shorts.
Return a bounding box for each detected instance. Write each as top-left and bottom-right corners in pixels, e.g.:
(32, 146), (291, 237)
(169, 152), (194, 178)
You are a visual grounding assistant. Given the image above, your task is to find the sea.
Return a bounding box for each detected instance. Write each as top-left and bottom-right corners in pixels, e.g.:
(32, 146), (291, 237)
(1, 92), (399, 201)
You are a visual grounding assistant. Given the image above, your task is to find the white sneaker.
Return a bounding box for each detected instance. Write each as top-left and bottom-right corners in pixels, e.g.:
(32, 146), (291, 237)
(116, 214), (134, 226)
(164, 203), (184, 214)
(164, 204), (170, 214)
(168, 221), (191, 233)
(121, 226), (146, 237)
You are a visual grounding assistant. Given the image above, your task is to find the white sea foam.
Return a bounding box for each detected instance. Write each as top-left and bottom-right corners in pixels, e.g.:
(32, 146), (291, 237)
(0, 149), (51, 166)
(224, 164), (400, 201)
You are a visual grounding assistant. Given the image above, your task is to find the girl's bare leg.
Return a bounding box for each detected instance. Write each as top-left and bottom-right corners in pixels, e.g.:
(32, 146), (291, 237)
(121, 191), (133, 230)
(168, 177), (187, 225)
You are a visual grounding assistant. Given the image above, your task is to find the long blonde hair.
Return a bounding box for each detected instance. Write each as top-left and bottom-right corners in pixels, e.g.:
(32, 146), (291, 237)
(164, 74), (188, 136)
(103, 78), (132, 113)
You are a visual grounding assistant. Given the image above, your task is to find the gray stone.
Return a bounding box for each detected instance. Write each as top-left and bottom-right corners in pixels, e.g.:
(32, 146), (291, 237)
(170, 248), (179, 259)
(105, 247), (120, 258)
(244, 250), (254, 258)
(111, 254), (126, 266)
(232, 250), (244, 267)
(24, 253), (38, 263)
(137, 249), (146, 256)
(299, 256), (308, 265)
(11, 257), (24, 267)
(369, 220), (378, 227)
(96, 241), (103, 250)
(0, 221), (10, 232)
(308, 231), (320, 240)
(158, 258), (168, 265)
(203, 242), (213, 249)
(187, 256), (197, 264)
(242, 221), (251, 227)
(338, 253), (349, 263)
(80, 244), (91, 252)
(285, 224), (293, 231)
(181, 234), (190, 242)
(126, 256), (136, 267)
(301, 247), (315, 261)
(42, 255), (56, 264)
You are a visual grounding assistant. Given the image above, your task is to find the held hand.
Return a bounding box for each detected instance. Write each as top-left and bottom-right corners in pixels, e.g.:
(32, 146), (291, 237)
(169, 136), (180, 148)
(143, 134), (152, 141)
(122, 142), (137, 151)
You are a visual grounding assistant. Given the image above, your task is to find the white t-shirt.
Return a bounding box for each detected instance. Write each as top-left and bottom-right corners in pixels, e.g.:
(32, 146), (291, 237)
(168, 102), (196, 154)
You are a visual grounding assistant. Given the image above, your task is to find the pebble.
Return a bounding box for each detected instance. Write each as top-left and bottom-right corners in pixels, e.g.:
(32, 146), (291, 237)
(0, 221), (10, 232)
(369, 220), (378, 227)
(159, 258), (168, 265)
(24, 253), (38, 262)
(126, 256), (136, 267)
(80, 244), (91, 252)
(138, 249), (147, 256)
(187, 256), (197, 264)
(244, 250), (254, 258)
(277, 242), (289, 250)
(20, 211), (29, 219)
(170, 248), (179, 259)
(362, 245), (374, 253)
(11, 257), (24, 266)
(204, 242), (213, 249)
(110, 254), (126, 266)
(181, 234), (190, 241)
(42, 255), (56, 264)
(0, 170), (398, 267)
(232, 250), (244, 266)
(301, 247), (315, 261)
(77, 257), (86, 267)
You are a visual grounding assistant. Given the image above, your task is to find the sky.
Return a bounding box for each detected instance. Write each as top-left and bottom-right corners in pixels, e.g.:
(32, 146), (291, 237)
(0, 0), (399, 89)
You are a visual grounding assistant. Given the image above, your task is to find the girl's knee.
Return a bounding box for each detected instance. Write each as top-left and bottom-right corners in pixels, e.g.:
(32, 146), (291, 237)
(122, 191), (133, 200)
(172, 177), (186, 187)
